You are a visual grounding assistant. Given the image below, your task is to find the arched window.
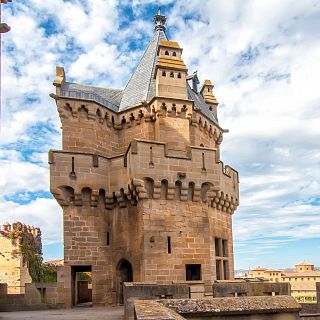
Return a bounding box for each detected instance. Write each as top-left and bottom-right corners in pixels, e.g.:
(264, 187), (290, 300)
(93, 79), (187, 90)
(165, 50), (169, 55)
(177, 73), (181, 79)
(208, 88), (210, 92)
(170, 72), (174, 78)
(162, 71), (166, 77)
(172, 52), (176, 57)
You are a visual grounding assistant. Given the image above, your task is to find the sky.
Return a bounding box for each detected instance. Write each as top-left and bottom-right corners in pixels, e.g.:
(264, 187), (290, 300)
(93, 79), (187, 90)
(0, 0), (319, 270)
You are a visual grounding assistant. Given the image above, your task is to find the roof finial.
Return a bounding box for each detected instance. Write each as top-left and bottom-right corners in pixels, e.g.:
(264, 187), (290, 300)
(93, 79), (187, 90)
(154, 6), (166, 32)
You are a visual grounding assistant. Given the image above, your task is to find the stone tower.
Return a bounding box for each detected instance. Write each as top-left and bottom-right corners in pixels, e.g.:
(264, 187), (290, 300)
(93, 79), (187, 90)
(49, 9), (239, 306)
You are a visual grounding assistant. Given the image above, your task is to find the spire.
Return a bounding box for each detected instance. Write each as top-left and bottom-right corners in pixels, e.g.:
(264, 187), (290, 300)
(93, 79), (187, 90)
(153, 6), (166, 32)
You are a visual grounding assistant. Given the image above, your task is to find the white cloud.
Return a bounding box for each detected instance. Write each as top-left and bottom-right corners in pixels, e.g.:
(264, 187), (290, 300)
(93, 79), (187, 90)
(0, 158), (49, 195)
(1, 0), (319, 266)
(0, 198), (62, 245)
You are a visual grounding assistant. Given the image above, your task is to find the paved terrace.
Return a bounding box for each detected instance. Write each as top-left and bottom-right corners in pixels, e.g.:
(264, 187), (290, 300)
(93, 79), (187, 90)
(0, 306), (124, 320)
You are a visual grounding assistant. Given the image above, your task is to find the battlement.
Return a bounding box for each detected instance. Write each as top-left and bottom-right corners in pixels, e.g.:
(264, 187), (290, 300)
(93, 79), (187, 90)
(54, 95), (224, 158)
(49, 140), (239, 212)
(0, 221), (40, 238)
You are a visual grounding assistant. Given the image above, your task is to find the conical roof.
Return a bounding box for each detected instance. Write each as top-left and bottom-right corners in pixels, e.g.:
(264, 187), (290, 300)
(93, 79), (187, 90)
(58, 9), (218, 124)
(119, 30), (167, 111)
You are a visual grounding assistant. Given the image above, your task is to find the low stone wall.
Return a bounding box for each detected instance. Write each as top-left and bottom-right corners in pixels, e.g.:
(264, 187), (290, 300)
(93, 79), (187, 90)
(212, 281), (290, 297)
(0, 282), (65, 311)
(301, 303), (320, 314)
(124, 282), (189, 320)
(134, 300), (184, 320)
(134, 296), (302, 320)
(300, 316), (320, 320)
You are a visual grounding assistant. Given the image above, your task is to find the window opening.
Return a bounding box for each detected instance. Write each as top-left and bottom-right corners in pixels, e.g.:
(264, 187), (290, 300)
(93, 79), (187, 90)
(186, 264), (201, 281)
(167, 236), (171, 254)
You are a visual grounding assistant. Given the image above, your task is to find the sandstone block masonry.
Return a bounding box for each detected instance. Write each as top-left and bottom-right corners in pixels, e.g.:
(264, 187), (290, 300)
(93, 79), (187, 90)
(49, 10), (239, 306)
(0, 222), (34, 294)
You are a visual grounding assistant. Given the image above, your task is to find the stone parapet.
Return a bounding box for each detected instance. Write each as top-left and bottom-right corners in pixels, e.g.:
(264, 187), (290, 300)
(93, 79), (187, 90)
(133, 296), (301, 319)
(124, 282), (189, 320)
(50, 140), (238, 211)
(212, 281), (291, 297)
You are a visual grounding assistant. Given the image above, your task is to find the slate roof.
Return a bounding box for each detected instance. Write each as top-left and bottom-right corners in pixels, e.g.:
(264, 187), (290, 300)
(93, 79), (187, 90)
(61, 82), (122, 113)
(119, 30), (167, 111)
(59, 28), (219, 124)
(187, 83), (218, 124)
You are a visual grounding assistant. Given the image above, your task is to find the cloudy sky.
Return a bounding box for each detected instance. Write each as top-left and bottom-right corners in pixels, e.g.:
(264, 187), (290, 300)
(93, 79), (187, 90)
(1, 0), (319, 270)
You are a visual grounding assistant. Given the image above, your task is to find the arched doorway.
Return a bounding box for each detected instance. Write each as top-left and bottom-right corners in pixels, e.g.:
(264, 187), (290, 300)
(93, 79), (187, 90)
(117, 259), (133, 304)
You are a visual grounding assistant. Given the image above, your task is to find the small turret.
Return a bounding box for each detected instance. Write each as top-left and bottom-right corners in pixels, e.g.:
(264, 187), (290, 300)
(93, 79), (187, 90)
(155, 40), (188, 100)
(2, 221), (11, 232)
(53, 66), (66, 96)
(200, 79), (219, 118)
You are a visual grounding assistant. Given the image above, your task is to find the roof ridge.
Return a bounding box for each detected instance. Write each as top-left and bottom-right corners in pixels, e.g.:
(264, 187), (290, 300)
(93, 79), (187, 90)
(145, 30), (165, 104)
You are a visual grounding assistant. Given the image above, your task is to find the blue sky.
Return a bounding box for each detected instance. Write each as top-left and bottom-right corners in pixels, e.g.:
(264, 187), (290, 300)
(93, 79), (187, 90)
(0, 0), (319, 270)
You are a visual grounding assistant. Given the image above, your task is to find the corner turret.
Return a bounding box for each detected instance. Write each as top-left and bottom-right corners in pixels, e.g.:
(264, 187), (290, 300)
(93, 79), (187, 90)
(200, 79), (219, 118)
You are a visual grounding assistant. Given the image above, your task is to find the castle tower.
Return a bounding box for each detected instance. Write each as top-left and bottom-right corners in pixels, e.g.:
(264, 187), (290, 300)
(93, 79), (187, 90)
(49, 10), (239, 306)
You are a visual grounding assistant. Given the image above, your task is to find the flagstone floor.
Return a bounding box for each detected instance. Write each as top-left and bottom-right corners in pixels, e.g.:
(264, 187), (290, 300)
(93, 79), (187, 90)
(0, 306), (124, 320)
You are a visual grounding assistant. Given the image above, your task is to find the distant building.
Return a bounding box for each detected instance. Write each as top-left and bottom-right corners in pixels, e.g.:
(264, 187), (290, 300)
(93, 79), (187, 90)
(248, 262), (320, 302)
(282, 262), (320, 302)
(43, 259), (64, 267)
(249, 267), (282, 282)
(0, 222), (40, 293)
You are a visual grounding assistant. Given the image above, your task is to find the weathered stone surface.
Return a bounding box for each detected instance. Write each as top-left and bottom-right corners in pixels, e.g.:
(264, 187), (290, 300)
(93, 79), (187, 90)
(134, 300), (185, 320)
(158, 296), (301, 315)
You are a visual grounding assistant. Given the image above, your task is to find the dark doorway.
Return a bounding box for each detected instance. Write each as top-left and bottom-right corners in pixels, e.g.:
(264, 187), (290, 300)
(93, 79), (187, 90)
(71, 265), (92, 306)
(117, 259), (133, 304)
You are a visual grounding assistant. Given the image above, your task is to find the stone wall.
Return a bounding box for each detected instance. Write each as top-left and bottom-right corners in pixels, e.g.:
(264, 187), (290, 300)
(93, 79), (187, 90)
(141, 200), (234, 285)
(134, 296), (301, 320)
(212, 281), (291, 297)
(0, 235), (32, 294)
(0, 282), (63, 311)
(124, 283), (189, 320)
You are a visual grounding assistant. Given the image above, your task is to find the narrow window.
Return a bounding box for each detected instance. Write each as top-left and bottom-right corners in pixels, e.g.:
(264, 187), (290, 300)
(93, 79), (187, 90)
(177, 73), (181, 79)
(167, 236), (171, 254)
(170, 72), (174, 78)
(162, 71), (166, 77)
(215, 237), (220, 256)
(208, 88), (210, 92)
(107, 232), (110, 246)
(165, 50), (169, 55)
(223, 260), (228, 280)
(222, 239), (227, 257)
(216, 260), (221, 280)
(172, 51), (176, 57)
(186, 264), (201, 281)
